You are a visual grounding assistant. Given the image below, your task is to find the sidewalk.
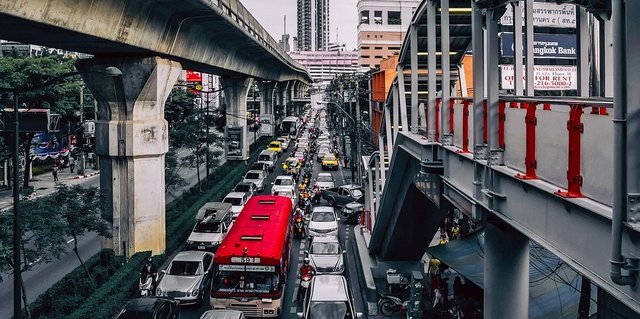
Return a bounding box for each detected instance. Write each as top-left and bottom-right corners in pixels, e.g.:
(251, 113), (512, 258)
(0, 167), (100, 210)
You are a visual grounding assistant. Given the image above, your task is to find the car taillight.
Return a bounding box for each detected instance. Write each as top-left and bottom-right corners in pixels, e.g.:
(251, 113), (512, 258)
(302, 275), (312, 281)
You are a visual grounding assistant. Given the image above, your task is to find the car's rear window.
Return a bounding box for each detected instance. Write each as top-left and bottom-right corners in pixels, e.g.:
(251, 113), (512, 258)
(245, 172), (260, 179)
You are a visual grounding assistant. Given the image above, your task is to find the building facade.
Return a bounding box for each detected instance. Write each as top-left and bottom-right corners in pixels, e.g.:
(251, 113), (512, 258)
(289, 50), (359, 83)
(356, 0), (419, 69)
(297, 0), (330, 51)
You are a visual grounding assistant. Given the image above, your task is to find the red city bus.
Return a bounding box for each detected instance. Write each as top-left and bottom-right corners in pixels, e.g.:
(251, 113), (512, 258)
(210, 195), (293, 317)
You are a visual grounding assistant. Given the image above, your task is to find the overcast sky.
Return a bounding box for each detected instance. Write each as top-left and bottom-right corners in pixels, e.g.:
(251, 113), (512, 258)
(241, 0), (358, 50)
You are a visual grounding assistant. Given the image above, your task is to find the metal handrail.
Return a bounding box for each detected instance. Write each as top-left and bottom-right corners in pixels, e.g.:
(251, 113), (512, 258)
(449, 95), (613, 107)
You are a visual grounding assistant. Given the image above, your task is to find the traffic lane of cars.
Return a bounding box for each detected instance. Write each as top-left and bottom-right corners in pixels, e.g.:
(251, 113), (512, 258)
(179, 141), (299, 319)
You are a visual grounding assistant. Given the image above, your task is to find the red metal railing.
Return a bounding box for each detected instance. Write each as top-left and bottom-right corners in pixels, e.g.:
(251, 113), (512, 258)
(432, 96), (613, 198)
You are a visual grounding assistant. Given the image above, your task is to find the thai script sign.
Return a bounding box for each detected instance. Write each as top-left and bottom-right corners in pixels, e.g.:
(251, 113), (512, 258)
(500, 65), (577, 91)
(501, 33), (577, 59)
(500, 2), (576, 28)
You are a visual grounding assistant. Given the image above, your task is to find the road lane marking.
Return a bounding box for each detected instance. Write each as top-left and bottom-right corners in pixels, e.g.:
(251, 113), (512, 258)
(290, 306), (297, 313)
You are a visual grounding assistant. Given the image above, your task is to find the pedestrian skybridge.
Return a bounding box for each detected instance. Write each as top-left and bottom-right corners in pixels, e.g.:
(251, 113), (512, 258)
(365, 0), (640, 317)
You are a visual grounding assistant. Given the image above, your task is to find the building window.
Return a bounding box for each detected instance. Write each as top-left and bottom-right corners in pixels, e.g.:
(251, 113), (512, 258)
(374, 56), (383, 59)
(374, 11), (383, 25)
(360, 10), (369, 25)
(389, 47), (401, 50)
(374, 47), (383, 50)
(361, 46), (370, 50)
(367, 35), (370, 38)
(362, 55), (370, 58)
(388, 11), (401, 25)
(361, 64), (370, 67)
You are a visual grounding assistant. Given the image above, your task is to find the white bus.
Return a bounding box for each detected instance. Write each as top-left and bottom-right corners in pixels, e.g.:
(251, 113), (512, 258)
(280, 116), (299, 137)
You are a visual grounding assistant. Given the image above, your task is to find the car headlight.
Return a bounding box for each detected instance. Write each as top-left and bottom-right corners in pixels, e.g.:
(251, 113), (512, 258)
(186, 240), (194, 245)
(156, 287), (164, 296)
(211, 241), (219, 246)
(192, 288), (199, 297)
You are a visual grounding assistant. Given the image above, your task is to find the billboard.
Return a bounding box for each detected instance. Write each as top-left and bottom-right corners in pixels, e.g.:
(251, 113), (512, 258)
(501, 33), (577, 59)
(500, 2), (576, 28)
(225, 126), (246, 160)
(500, 65), (577, 91)
(31, 132), (70, 160)
(185, 70), (202, 82)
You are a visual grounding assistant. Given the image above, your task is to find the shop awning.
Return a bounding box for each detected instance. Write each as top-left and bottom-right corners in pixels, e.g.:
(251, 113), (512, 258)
(426, 231), (585, 319)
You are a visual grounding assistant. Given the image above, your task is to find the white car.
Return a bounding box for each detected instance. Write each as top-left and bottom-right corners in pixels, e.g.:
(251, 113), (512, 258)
(242, 170), (267, 191)
(276, 137), (289, 150)
(307, 206), (339, 238)
(223, 192), (248, 219)
(271, 175), (297, 194)
(273, 188), (297, 208)
(315, 173), (335, 190)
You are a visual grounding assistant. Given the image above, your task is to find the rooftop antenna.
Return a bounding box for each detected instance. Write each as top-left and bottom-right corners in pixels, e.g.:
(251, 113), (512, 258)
(284, 15), (287, 35)
(336, 27), (339, 44)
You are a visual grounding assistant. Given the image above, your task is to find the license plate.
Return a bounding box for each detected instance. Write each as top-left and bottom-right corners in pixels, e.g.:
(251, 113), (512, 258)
(301, 280), (310, 288)
(198, 246), (205, 250)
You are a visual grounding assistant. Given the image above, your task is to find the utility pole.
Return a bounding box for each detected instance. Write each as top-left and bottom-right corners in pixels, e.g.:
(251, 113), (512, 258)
(78, 85), (85, 175)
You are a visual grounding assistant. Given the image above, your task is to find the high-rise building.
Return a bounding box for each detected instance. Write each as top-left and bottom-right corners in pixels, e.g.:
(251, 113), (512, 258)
(289, 50), (359, 83)
(357, 0), (419, 69)
(297, 0), (330, 51)
(279, 15), (291, 52)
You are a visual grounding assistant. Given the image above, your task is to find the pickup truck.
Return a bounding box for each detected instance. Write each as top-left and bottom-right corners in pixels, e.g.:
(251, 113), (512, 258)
(321, 184), (364, 207)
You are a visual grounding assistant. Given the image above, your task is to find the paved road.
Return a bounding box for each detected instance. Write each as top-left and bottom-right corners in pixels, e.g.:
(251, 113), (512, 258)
(0, 144), (228, 319)
(179, 127), (366, 318)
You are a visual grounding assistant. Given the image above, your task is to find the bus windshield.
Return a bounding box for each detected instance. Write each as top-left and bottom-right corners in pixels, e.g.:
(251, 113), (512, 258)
(213, 271), (280, 295)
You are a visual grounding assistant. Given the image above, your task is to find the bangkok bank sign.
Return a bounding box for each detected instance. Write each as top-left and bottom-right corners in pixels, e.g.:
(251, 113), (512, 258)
(500, 65), (577, 91)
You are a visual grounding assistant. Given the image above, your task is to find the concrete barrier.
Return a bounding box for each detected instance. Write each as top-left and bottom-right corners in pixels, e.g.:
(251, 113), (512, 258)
(353, 225), (379, 316)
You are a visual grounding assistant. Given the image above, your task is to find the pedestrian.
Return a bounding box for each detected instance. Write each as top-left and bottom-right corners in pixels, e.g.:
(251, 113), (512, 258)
(59, 158), (65, 172)
(453, 277), (464, 303)
(438, 233), (449, 245)
(68, 156), (76, 173)
(52, 164), (59, 182)
(451, 223), (461, 239)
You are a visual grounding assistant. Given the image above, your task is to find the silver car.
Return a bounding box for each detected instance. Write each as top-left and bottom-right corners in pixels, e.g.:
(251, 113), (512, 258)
(297, 275), (362, 319)
(243, 170), (267, 191)
(315, 173), (335, 190)
(307, 206), (339, 238)
(307, 235), (344, 274)
(156, 251), (214, 305)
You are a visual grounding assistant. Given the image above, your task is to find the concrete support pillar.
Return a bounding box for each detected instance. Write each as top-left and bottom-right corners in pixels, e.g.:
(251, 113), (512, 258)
(258, 81), (276, 137)
(485, 221), (529, 318)
(77, 56), (181, 256)
(221, 77), (253, 160)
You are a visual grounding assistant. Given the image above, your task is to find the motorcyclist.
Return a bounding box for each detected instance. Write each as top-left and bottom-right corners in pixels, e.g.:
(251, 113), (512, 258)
(312, 185), (322, 203)
(294, 209), (306, 237)
(140, 257), (158, 290)
(299, 257), (314, 279)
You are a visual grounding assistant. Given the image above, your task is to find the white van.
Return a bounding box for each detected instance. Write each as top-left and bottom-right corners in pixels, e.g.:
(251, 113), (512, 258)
(257, 149), (278, 172)
(186, 202), (233, 251)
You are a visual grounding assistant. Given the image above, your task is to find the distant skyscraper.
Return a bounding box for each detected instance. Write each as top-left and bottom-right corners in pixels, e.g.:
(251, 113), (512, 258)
(297, 0), (330, 51)
(279, 15), (291, 52)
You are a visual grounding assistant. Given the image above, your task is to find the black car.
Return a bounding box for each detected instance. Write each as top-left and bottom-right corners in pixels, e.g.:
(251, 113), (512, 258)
(250, 161), (271, 173)
(115, 297), (179, 319)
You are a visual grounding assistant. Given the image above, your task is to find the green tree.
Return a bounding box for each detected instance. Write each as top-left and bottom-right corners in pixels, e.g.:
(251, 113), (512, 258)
(165, 88), (224, 191)
(165, 150), (186, 193)
(0, 55), (86, 188)
(47, 184), (110, 282)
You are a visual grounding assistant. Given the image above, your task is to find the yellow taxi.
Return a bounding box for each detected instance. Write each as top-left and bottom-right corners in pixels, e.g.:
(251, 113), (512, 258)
(267, 141), (283, 155)
(321, 153), (339, 170)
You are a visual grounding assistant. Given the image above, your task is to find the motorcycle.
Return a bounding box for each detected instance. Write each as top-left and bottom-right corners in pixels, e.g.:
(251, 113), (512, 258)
(139, 272), (157, 297)
(294, 214), (305, 238)
(297, 272), (313, 302)
(378, 293), (407, 317)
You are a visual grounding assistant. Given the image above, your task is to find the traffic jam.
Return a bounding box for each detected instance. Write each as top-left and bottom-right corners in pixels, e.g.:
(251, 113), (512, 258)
(117, 107), (366, 319)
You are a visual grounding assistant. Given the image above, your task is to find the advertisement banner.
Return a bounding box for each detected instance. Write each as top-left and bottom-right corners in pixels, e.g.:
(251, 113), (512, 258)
(31, 132), (70, 160)
(260, 114), (274, 136)
(225, 126), (245, 160)
(500, 65), (577, 91)
(501, 33), (577, 59)
(185, 70), (202, 82)
(500, 2), (576, 28)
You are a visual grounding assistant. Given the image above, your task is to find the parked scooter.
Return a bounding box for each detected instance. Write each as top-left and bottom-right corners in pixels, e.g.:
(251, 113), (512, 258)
(378, 293), (407, 317)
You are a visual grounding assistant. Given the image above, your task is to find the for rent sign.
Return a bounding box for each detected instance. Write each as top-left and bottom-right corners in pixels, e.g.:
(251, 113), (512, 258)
(500, 65), (577, 91)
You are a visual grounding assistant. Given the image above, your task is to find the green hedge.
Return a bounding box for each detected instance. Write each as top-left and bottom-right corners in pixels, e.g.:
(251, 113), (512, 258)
(30, 250), (124, 319)
(61, 137), (268, 319)
(65, 252), (151, 319)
